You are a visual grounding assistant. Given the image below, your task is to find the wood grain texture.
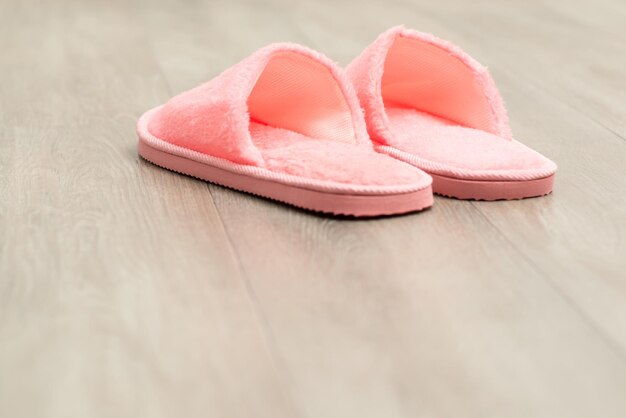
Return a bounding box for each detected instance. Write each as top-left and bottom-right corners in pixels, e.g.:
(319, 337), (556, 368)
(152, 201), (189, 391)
(1, 0), (626, 417)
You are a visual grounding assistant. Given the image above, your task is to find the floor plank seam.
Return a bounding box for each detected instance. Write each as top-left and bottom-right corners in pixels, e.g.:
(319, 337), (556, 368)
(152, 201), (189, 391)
(205, 185), (307, 418)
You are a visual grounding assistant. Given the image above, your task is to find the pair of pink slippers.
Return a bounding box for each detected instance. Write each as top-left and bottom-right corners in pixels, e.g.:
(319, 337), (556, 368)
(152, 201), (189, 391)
(137, 26), (557, 217)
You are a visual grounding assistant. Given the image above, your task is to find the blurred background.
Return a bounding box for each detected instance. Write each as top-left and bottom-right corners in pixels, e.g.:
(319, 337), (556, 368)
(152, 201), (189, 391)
(1, 0), (625, 417)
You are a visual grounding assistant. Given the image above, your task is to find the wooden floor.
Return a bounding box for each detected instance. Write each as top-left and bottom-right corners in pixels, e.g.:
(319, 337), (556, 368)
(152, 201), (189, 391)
(1, 0), (626, 417)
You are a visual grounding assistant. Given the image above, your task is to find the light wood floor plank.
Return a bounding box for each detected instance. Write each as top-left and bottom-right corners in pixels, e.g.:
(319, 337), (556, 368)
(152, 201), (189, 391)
(210, 186), (626, 418)
(2, 0), (626, 417)
(0, 2), (297, 417)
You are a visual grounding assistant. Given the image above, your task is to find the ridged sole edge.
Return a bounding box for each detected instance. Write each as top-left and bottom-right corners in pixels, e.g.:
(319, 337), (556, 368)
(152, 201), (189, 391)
(431, 173), (555, 201)
(138, 138), (434, 217)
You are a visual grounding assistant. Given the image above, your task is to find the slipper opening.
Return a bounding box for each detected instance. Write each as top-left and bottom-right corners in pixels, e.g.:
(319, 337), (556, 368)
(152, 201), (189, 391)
(247, 51), (357, 144)
(381, 35), (497, 134)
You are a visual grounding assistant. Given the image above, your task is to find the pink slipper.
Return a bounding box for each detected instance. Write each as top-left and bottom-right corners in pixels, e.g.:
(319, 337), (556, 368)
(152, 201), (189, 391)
(346, 26), (557, 200)
(137, 43), (433, 216)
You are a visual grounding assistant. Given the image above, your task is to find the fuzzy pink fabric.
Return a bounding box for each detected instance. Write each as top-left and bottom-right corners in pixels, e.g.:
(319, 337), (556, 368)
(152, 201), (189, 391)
(149, 43), (370, 167)
(250, 122), (422, 186)
(346, 26), (512, 145)
(347, 26), (557, 181)
(146, 42), (429, 187)
(386, 109), (555, 179)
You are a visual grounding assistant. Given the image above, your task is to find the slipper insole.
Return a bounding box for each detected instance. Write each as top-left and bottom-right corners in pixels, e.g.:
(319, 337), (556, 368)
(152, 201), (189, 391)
(249, 121), (425, 186)
(385, 107), (551, 172)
